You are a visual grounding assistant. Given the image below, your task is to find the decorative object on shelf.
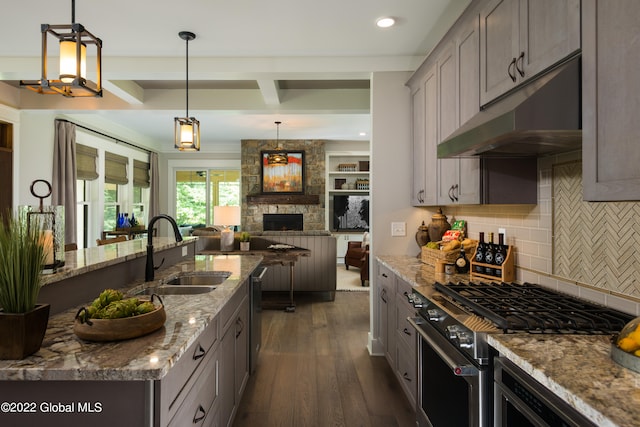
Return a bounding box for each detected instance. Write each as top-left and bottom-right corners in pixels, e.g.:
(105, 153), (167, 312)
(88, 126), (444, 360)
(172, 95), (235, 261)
(0, 209), (50, 359)
(334, 178), (346, 190)
(337, 163), (357, 172)
(267, 121), (288, 165)
(427, 207), (451, 242)
(239, 232), (251, 251)
(20, 0), (102, 97)
(20, 179), (65, 273)
(261, 149), (305, 193)
(355, 179), (369, 190)
(415, 221), (430, 249)
(174, 31), (200, 151)
(214, 205), (241, 251)
(358, 161), (370, 171)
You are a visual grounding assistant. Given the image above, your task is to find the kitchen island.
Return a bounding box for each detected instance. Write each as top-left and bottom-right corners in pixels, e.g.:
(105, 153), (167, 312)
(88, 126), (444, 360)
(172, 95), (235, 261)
(0, 248), (263, 427)
(376, 255), (640, 427)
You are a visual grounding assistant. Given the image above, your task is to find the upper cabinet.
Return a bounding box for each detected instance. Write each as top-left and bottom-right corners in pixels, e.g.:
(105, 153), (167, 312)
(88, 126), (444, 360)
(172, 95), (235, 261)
(582, 0), (640, 201)
(479, 0), (581, 105)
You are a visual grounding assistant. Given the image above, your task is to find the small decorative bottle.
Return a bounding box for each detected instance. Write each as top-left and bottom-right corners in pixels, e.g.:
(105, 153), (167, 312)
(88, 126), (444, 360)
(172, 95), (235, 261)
(474, 232), (486, 274)
(455, 244), (470, 274)
(484, 232), (495, 276)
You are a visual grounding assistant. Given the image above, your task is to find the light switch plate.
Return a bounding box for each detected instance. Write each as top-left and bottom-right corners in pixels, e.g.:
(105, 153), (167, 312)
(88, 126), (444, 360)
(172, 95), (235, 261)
(391, 222), (406, 237)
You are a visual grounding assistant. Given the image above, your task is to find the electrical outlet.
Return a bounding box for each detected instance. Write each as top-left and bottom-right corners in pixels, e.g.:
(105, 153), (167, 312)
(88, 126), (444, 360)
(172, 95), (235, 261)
(391, 222), (406, 237)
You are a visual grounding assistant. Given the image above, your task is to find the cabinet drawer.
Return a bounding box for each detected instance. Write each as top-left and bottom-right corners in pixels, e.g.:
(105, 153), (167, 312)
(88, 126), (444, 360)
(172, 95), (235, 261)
(168, 345), (219, 427)
(377, 262), (395, 293)
(395, 338), (417, 406)
(221, 280), (248, 333)
(395, 301), (417, 352)
(395, 278), (415, 306)
(159, 315), (219, 423)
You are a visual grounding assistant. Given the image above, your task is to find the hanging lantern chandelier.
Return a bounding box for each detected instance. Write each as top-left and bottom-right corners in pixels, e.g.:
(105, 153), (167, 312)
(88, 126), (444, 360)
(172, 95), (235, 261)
(268, 121), (288, 165)
(174, 31), (200, 151)
(20, 0), (102, 97)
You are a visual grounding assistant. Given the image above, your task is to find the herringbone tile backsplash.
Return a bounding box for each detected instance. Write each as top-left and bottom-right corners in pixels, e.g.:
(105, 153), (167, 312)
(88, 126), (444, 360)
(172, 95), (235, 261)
(553, 161), (640, 297)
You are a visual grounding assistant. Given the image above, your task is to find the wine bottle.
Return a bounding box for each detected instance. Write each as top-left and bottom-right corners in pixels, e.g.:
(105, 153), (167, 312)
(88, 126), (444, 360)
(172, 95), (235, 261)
(474, 232), (486, 274)
(484, 232), (495, 276)
(455, 244), (470, 274)
(494, 233), (507, 267)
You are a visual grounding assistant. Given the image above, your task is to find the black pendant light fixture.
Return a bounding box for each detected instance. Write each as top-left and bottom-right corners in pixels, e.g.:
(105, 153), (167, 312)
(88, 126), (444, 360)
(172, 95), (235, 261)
(268, 121), (288, 165)
(20, 0), (102, 97)
(174, 31), (200, 151)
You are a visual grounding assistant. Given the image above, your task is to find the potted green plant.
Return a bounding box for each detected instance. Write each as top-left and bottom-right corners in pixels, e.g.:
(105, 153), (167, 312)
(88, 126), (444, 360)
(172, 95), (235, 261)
(0, 210), (50, 359)
(239, 232), (251, 251)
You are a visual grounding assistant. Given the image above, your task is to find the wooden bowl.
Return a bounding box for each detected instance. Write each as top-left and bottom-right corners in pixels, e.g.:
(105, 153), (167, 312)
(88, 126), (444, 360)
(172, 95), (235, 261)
(74, 298), (166, 342)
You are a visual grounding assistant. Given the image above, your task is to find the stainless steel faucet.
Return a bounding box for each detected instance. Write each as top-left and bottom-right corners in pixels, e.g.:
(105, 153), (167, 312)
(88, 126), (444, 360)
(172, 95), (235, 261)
(145, 214), (183, 281)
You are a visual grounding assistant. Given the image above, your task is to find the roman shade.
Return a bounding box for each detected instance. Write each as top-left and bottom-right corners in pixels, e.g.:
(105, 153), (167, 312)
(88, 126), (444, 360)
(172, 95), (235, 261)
(105, 151), (128, 185)
(133, 159), (150, 188)
(76, 143), (98, 181)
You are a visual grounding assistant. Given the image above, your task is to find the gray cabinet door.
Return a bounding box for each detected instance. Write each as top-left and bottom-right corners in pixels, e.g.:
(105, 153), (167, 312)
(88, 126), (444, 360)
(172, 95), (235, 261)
(437, 43), (460, 205)
(582, 0), (640, 201)
(480, 0), (580, 105)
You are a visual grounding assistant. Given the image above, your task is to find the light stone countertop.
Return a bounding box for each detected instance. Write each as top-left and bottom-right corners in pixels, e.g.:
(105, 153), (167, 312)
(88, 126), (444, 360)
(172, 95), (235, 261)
(0, 253), (263, 382)
(376, 254), (640, 427)
(41, 237), (198, 286)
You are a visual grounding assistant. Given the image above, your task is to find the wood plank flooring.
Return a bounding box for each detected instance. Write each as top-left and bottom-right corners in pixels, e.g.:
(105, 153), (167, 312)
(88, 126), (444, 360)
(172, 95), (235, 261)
(233, 292), (416, 427)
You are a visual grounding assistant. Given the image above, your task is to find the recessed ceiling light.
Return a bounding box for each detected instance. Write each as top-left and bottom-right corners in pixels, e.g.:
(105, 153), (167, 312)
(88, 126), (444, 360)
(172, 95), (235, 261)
(359, 132), (367, 136)
(376, 17), (396, 28)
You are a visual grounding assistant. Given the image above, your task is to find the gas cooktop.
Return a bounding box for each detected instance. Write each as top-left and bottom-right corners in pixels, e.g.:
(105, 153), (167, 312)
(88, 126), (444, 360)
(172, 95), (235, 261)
(433, 281), (634, 334)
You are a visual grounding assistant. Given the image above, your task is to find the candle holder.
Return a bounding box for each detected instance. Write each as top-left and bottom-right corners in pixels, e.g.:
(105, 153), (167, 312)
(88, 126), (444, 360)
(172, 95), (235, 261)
(20, 180), (65, 274)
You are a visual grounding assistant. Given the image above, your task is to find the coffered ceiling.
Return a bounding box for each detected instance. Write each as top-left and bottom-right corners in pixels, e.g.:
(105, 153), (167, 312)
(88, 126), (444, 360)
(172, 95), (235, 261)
(0, 0), (471, 152)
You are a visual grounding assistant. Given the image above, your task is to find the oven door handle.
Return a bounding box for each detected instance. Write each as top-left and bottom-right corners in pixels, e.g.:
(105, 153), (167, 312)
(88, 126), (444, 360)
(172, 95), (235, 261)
(408, 317), (479, 377)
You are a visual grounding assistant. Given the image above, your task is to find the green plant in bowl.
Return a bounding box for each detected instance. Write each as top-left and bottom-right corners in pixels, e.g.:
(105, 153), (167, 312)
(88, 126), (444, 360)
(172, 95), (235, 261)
(240, 232), (251, 242)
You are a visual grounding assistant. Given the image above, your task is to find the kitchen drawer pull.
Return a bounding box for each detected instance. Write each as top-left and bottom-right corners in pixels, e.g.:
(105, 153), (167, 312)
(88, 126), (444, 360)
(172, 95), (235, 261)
(516, 51), (525, 77)
(236, 317), (244, 338)
(380, 288), (388, 304)
(193, 404), (206, 423)
(192, 344), (206, 360)
(403, 327), (412, 336)
(508, 58), (517, 82)
(403, 372), (412, 382)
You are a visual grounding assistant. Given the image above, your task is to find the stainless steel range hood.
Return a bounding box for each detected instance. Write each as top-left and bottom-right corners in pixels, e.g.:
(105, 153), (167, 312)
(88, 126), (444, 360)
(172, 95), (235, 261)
(437, 56), (581, 158)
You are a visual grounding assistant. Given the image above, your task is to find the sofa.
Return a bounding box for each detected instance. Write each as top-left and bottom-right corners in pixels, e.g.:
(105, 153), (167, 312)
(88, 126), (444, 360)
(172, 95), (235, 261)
(195, 231), (337, 300)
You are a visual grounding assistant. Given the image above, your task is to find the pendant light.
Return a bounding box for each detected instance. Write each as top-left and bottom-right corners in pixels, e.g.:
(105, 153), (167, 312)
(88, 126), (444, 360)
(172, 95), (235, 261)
(174, 31), (200, 151)
(267, 121), (288, 165)
(20, 0), (102, 97)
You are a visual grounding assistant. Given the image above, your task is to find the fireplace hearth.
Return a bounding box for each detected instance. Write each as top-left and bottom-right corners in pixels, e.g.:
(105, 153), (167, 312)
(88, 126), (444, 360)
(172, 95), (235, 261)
(263, 214), (303, 231)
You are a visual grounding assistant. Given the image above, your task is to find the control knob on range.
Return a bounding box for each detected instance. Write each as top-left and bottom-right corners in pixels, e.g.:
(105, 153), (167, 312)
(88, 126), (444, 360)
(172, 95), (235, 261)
(427, 308), (444, 322)
(406, 292), (425, 308)
(446, 325), (474, 349)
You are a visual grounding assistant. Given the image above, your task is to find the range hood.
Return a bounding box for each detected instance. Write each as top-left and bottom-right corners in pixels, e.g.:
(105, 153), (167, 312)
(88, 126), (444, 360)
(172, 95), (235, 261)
(437, 56), (581, 158)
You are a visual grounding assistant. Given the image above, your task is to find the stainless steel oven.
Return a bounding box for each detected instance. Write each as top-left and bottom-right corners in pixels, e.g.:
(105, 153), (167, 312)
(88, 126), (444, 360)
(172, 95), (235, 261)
(409, 316), (491, 427)
(407, 281), (633, 427)
(494, 357), (596, 427)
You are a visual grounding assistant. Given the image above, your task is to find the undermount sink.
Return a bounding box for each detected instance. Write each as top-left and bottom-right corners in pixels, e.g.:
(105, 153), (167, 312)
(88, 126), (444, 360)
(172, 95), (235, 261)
(164, 271), (231, 286)
(133, 285), (218, 296)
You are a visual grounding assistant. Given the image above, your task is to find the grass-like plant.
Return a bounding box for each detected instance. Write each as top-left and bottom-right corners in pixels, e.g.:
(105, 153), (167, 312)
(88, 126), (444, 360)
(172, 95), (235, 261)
(240, 231), (251, 242)
(0, 211), (46, 313)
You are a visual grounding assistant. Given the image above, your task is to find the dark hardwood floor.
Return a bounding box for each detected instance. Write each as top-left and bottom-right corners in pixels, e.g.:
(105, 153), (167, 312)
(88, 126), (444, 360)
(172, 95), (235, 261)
(233, 291), (416, 427)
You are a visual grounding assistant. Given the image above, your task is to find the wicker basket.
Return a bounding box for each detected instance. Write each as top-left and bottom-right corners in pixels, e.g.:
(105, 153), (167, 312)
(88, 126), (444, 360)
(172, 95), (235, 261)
(420, 243), (476, 266)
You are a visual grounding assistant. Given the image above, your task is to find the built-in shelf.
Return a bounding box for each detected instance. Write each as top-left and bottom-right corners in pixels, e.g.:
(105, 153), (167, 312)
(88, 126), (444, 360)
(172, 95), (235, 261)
(246, 194), (320, 205)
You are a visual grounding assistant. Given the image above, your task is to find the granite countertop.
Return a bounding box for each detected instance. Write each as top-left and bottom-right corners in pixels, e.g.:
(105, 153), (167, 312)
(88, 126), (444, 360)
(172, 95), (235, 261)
(488, 334), (640, 427)
(42, 237), (198, 286)
(376, 254), (640, 427)
(0, 253), (263, 382)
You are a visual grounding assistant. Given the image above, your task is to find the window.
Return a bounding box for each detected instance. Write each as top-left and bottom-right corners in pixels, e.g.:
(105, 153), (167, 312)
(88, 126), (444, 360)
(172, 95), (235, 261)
(76, 180), (90, 248)
(103, 182), (120, 231)
(175, 169), (240, 227)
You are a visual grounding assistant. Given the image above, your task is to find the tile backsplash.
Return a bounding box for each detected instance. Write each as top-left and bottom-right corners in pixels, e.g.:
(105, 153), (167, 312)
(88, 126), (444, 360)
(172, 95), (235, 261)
(425, 151), (640, 316)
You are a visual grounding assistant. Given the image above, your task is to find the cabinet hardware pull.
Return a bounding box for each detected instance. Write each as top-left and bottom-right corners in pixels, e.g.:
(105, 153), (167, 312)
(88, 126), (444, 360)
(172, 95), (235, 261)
(403, 372), (412, 382)
(382, 273), (388, 278)
(508, 58), (517, 82)
(193, 344), (206, 360)
(236, 317), (244, 338)
(381, 288), (388, 303)
(448, 185), (455, 202)
(453, 184), (459, 202)
(516, 52), (525, 77)
(193, 404), (206, 423)
(403, 328), (412, 336)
